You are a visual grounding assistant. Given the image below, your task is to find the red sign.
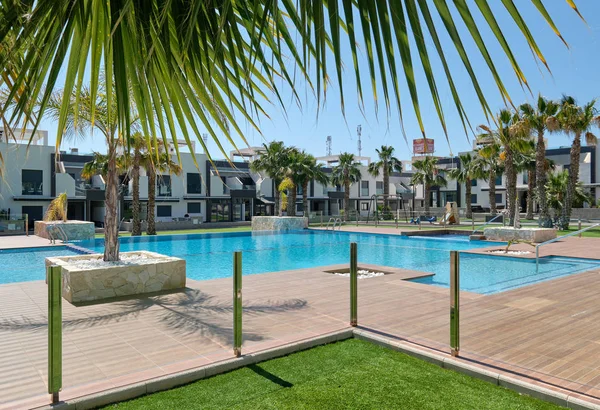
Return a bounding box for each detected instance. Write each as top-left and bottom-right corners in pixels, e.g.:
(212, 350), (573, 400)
(413, 138), (435, 154)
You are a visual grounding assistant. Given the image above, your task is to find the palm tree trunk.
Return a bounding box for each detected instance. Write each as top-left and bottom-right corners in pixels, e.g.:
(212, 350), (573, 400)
(383, 168), (389, 209)
(344, 181), (350, 221)
(131, 147), (142, 236)
(526, 169), (535, 220)
(561, 133), (581, 229)
(288, 186), (296, 216)
(505, 150), (517, 226)
(302, 181), (309, 217)
(274, 186), (281, 217)
(489, 167), (497, 214)
(536, 130), (551, 227)
(104, 142), (120, 261)
(424, 183), (430, 216)
(147, 166), (156, 235)
(465, 178), (472, 219)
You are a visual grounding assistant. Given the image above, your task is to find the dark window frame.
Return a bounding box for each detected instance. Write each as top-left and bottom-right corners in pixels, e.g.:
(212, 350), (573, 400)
(187, 202), (202, 214)
(157, 175), (172, 197)
(186, 173), (202, 194)
(22, 169), (43, 195)
(157, 205), (172, 217)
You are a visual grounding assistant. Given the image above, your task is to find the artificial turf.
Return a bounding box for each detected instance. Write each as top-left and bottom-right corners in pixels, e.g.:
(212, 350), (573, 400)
(104, 339), (562, 410)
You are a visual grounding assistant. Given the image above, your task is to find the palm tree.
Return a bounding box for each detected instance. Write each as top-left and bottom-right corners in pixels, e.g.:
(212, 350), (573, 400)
(5, 1), (581, 176)
(448, 153), (478, 219)
(146, 148), (183, 235)
(367, 146), (402, 210)
(250, 142), (290, 217)
(514, 141), (537, 220)
(288, 151), (328, 217)
(519, 96), (559, 227)
(474, 143), (502, 215)
(331, 153), (362, 221)
(546, 170), (591, 217)
(128, 133), (148, 236)
(551, 97), (599, 229)
(477, 109), (529, 225)
(44, 87), (137, 261)
(411, 157), (447, 216)
(44, 193), (68, 222)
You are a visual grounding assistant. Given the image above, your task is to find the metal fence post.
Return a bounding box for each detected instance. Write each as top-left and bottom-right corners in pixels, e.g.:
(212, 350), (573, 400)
(450, 251), (460, 357)
(350, 242), (358, 327)
(356, 210), (359, 227)
(471, 215), (475, 231)
(48, 265), (62, 403)
(320, 212), (323, 227)
(579, 219), (582, 237)
(26, 214), (29, 236)
(233, 251), (243, 357)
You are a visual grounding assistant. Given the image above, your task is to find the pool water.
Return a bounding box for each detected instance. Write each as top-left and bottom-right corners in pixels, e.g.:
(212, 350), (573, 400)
(2, 231), (599, 294)
(0, 247), (81, 284)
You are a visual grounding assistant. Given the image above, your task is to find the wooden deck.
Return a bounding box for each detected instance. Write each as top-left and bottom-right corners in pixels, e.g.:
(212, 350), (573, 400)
(1, 232), (600, 408)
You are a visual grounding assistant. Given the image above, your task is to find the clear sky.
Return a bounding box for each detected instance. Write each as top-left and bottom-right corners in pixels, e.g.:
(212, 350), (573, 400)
(38, 1), (600, 161)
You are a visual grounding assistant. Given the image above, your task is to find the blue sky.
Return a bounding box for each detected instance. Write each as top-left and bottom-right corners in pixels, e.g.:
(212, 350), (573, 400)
(39, 2), (600, 161)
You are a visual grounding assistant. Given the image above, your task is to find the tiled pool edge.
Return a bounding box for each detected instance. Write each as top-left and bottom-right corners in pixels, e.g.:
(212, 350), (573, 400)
(31, 328), (599, 410)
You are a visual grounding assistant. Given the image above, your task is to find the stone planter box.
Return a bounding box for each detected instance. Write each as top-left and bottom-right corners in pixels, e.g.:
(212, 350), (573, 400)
(45, 251), (186, 303)
(483, 227), (556, 243)
(35, 220), (95, 241)
(252, 216), (308, 231)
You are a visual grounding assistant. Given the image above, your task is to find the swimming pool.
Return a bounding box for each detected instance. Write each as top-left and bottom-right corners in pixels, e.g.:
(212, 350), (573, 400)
(2, 231), (599, 294)
(0, 247), (82, 284)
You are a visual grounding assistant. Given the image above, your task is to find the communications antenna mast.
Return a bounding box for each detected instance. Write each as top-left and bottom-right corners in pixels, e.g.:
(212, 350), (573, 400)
(326, 135), (332, 156)
(357, 125), (362, 157)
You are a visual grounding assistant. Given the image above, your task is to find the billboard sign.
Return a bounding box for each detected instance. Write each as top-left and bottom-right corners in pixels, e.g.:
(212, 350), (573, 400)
(413, 138), (435, 154)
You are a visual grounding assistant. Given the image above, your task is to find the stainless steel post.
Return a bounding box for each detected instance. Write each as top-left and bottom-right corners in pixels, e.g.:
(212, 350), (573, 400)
(233, 251), (243, 357)
(48, 265), (62, 403)
(450, 251), (460, 357)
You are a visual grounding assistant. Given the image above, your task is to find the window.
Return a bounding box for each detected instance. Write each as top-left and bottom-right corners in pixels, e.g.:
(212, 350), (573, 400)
(360, 181), (369, 197)
(522, 172), (529, 185)
(495, 173), (502, 186)
(187, 173), (202, 194)
(187, 202), (201, 214)
(297, 185), (303, 195)
(22, 170), (43, 195)
(221, 176), (229, 195)
(471, 179), (477, 187)
(376, 181), (384, 195)
(360, 202), (369, 211)
(471, 194), (477, 204)
(157, 205), (172, 217)
(495, 193), (503, 204)
(157, 175), (172, 197)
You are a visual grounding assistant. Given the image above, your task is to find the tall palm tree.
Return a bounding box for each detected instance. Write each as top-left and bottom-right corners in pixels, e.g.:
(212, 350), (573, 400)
(44, 87), (137, 261)
(519, 96), (559, 227)
(477, 109), (529, 225)
(128, 133), (147, 236)
(250, 142), (290, 217)
(288, 151), (328, 217)
(146, 148), (183, 235)
(367, 146), (402, 209)
(448, 153), (478, 219)
(4, 1), (581, 173)
(551, 97), (599, 229)
(514, 141), (537, 220)
(331, 153), (362, 221)
(411, 156), (447, 216)
(474, 143), (502, 215)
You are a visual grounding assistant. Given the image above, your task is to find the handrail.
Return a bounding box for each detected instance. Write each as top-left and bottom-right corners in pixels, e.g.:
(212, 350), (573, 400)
(472, 213), (504, 234)
(535, 222), (600, 270)
(55, 225), (68, 244)
(326, 217), (336, 230)
(335, 217), (342, 231)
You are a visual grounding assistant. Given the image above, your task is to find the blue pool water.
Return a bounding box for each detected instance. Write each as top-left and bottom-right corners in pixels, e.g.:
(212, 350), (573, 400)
(0, 247), (81, 284)
(2, 231), (599, 294)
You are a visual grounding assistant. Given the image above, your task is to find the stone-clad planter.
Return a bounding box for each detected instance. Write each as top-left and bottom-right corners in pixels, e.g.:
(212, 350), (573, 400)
(252, 216), (308, 231)
(483, 227), (556, 243)
(35, 220), (95, 241)
(46, 251), (186, 303)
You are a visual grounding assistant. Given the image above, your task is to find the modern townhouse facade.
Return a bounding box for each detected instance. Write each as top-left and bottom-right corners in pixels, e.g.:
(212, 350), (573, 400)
(1, 129), (598, 233)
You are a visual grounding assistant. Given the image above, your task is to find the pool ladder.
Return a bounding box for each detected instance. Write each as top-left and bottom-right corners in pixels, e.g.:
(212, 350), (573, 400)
(326, 217), (343, 231)
(48, 224), (69, 244)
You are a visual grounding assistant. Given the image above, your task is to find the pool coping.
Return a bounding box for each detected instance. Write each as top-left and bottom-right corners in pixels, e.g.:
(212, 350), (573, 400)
(31, 328), (600, 410)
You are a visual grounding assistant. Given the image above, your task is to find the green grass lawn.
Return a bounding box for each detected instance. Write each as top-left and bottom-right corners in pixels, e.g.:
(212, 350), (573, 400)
(104, 340), (561, 410)
(96, 226), (252, 238)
